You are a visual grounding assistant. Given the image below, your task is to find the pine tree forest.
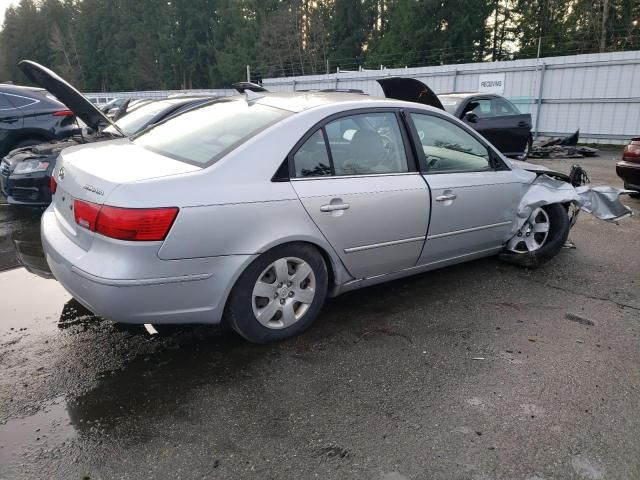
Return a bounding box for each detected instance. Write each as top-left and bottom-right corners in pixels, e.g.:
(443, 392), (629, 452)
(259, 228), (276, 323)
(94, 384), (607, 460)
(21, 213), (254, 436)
(1, 0), (638, 91)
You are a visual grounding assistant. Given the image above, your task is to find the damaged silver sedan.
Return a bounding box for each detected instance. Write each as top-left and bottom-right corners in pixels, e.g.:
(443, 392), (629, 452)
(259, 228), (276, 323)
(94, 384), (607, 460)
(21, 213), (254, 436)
(42, 79), (630, 343)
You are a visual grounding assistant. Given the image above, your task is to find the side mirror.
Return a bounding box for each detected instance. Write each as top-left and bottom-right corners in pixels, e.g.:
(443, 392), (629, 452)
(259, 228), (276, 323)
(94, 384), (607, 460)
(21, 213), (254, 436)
(464, 112), (479, 123)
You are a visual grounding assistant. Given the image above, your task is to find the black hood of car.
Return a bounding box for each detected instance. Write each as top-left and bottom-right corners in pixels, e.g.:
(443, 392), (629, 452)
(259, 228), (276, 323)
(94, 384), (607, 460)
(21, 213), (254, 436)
(377, 77), (445, 111)
(18, 60), (119, 133)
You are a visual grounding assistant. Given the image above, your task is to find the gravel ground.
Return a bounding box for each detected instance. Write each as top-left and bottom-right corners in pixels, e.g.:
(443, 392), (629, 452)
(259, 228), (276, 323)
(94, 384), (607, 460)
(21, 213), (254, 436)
(0, 151), (638, 480)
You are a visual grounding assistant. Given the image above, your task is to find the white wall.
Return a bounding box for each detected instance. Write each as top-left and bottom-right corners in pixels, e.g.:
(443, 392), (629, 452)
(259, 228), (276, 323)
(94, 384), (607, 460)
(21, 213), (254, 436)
(262, 51), (640, 144)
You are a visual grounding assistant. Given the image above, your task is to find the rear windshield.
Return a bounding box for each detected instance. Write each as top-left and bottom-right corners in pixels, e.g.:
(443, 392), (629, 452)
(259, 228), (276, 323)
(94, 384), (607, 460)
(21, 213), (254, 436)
(133, 99), (291, 166)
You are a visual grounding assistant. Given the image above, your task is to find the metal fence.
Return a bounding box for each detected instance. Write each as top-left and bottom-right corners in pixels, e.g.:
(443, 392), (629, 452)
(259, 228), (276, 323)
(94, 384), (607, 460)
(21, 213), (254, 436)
(262, 50), (640, 145)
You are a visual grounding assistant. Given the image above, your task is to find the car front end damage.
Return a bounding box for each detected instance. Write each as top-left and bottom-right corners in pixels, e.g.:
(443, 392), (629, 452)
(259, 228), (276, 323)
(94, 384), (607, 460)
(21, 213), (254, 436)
(500, 162), (632, 267)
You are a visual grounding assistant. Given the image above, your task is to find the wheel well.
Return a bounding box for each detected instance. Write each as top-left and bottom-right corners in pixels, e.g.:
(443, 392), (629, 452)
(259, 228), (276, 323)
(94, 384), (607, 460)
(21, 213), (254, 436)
(271, 240), (337, 289)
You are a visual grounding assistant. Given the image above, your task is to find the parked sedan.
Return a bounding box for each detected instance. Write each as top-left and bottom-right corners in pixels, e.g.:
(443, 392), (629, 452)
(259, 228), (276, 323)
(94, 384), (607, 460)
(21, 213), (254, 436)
(42, 88), (628, 344)
(616, 137), (640, 195)
(0, 83), (79, 158)
(1, 61), (217, 206)
(438, 93), (532, 160)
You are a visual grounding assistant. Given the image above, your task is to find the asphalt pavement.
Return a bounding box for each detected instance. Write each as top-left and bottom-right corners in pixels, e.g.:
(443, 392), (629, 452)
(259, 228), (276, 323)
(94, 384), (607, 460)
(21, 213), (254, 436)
(0, 151), (638, 480)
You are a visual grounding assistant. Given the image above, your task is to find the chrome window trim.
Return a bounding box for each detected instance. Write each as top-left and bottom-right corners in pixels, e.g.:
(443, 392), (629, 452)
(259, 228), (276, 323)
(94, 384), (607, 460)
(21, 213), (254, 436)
(291, 171), (421, 181)
(426, 220), (512, 240)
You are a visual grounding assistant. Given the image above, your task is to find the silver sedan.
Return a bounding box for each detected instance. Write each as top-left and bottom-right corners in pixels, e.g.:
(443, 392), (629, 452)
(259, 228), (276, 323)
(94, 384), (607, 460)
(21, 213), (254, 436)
(42, 91), (628, 343)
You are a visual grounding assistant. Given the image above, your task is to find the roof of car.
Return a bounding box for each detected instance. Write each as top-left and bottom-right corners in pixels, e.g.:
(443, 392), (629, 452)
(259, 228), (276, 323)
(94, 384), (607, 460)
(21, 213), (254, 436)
(254, 91), (399, 113)
(438, 92), (498, 98)
(0, 83), (48, 96)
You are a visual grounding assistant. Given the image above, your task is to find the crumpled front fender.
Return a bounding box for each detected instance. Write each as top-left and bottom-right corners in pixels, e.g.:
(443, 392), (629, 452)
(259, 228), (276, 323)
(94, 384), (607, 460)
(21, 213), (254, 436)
(513, 175), (632, 235)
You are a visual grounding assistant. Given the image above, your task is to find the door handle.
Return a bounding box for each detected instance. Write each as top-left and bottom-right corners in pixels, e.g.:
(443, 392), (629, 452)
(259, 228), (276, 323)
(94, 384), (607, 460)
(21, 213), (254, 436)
(435, 194), (457, 202)
(0, 116), (18, 124)
(320, 203), (350, 212)
(517, 121), (529, 127)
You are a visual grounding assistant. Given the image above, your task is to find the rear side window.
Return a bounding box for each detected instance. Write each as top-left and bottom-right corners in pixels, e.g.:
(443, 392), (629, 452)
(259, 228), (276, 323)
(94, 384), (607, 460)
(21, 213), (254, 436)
(0, 93), (15, 110)
(134, 99), (290, 166)
(7, 94), (38, 108)
(294, 129), (331, 178)
(293, 112), (410, 178)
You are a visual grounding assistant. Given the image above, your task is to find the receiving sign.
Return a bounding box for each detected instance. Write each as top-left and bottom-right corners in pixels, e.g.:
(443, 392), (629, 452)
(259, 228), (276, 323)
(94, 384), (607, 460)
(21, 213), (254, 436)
(478, 73), (505, 94)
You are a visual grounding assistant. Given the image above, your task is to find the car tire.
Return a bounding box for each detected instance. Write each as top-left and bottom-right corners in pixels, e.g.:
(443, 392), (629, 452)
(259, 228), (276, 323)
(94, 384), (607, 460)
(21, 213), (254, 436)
(518, 135), (533, 161)
(224, 243), (328, 344)
(499, 203), (570, 268)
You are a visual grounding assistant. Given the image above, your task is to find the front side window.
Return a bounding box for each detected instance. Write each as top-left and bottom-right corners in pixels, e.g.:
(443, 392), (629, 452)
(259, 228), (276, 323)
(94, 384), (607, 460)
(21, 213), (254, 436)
(467, 99), (492, 117)
(134, 99), (290, 165)
(410, 113), (491, 173)
(490, 97), (520, 116)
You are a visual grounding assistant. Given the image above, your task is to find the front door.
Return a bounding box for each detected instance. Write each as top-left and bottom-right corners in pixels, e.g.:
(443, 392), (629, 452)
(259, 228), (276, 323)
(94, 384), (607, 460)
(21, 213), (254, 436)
(290, 110), (430, 279)
(462, 97), (531, 156)
(407, 111), (522, 265)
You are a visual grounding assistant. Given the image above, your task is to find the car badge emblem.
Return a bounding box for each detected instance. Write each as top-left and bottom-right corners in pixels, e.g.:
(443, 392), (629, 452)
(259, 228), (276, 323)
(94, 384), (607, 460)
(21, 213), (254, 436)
(58, 167), (65, 181)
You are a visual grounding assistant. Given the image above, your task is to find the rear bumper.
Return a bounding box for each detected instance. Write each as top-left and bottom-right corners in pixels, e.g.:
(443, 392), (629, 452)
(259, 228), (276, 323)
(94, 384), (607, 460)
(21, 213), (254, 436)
(41, 208), (256, 324)
(616, 161), (640, 191)
(0, 170), (51, 206)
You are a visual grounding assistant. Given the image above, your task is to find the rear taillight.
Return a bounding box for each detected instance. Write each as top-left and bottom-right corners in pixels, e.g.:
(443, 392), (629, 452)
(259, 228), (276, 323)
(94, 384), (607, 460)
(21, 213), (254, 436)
(74, 200), (100, 230)
(50, 176), (57, 195)
(73, 200), (178, 241)
(52, 110), (74, 117)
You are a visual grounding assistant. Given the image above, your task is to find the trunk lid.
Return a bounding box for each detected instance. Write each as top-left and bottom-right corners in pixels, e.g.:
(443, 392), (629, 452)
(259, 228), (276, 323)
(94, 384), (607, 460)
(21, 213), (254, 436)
(18, 60), (121, 134)
(377, 77), (445, 110)
(52, 140), (200, 250)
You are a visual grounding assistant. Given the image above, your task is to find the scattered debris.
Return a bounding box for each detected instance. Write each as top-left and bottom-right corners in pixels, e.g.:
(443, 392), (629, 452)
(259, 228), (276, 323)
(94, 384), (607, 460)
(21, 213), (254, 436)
(528, 337), (536, 342)
(472, 357), (485, 360)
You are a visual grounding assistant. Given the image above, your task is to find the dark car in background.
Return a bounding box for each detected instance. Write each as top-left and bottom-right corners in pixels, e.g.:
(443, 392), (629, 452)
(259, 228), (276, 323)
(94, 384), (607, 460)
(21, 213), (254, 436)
(1, 61), (218, 207)
(0, 83), (80, 158)
(438, 92), (533, 160)
(616, 137), (640, 196)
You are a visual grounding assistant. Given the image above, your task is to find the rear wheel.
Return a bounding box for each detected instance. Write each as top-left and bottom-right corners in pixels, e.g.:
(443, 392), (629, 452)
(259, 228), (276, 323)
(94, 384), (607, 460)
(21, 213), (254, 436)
(502, 203), (570, 268)
(224, 243), (328, 343)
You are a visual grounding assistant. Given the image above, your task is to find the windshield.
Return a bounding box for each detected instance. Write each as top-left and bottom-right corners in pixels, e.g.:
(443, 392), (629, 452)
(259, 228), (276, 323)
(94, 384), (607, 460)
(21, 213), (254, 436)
(439, 96), (463, 114)
(104, 100), (176, 136)
(133, 99), (291, 166)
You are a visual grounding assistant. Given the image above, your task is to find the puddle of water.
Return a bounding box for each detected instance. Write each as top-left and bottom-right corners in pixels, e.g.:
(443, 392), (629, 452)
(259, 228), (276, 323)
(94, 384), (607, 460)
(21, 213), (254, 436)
(0, 398), (76, 467)
(0, 268), (71, 335)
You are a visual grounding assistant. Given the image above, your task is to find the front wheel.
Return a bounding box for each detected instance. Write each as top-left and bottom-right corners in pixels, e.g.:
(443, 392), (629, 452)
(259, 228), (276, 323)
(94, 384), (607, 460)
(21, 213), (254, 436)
(224, 243), (328, 343)
(501, 203), (570, 268)
(517, 135), (533, 161)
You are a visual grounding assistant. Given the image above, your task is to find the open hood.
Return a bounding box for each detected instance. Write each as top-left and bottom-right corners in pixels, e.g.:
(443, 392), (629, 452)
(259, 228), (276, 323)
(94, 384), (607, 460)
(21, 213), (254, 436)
(18, 60), (121, 134)
(377, 77), (445, 111)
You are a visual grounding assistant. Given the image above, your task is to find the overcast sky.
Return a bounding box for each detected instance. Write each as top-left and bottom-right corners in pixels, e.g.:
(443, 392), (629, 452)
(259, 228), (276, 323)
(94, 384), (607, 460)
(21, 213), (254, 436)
(0, 0), (16, 26)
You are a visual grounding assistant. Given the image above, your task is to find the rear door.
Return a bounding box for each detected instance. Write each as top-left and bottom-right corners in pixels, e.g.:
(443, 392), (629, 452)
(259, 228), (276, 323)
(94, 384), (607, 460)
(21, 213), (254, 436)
(461, 96), (531, 156)
(290, 109), (430, 279)
(406, 111), (522, 265)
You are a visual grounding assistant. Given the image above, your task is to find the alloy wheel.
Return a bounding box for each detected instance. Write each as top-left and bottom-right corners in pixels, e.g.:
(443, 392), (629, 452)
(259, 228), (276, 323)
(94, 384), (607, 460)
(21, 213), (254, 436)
(251, 257), (316, 329)
(507, 207), (550, 253)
